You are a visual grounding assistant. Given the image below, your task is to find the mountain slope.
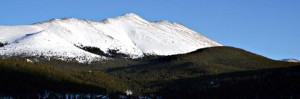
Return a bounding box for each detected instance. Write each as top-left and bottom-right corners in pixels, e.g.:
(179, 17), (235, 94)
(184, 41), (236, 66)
(108, 46), (299, 83)
(0, 58), (128, 95)
(0, 46), (299, 98)
(0, 13), (221, 62)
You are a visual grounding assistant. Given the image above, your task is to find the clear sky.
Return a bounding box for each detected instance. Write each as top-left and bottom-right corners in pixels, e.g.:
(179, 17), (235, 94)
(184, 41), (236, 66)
(0, 0), (299, 60)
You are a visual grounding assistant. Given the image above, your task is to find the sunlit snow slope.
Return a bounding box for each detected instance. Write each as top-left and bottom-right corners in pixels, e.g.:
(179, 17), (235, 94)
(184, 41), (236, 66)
(0, 13), (221, 62)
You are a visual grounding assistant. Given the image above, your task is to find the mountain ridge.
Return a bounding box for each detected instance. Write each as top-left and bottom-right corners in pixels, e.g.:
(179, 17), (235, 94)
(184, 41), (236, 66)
(0, 13), (221, 62)
(281, 58), (300, 63)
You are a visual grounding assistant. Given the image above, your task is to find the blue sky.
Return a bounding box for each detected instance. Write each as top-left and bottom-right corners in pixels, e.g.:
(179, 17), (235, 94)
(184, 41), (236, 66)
(0, 0), (299, 60)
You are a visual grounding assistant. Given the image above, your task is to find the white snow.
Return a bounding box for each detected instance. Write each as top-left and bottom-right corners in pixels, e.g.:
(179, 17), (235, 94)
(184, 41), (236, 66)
(0, 25), (43, 43)
(281, 58), (300, 63)
(0, 13), (222, 62)
(125, 90), (133, 95)
(26, 59), (33, 63)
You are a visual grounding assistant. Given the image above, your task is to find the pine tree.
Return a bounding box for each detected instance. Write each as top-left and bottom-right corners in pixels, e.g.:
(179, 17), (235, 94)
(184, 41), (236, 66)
(0, 42), (4, 47)
(0, 42), (7, 47)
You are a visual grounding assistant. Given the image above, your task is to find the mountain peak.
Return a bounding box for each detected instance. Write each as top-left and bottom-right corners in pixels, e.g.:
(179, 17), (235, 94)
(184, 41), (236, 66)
(114, 13), (148, 22)
(122, 13), (141, 18)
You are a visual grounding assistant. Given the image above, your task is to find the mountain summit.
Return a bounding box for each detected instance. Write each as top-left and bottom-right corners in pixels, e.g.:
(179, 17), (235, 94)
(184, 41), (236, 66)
(0, 13), (221, 62)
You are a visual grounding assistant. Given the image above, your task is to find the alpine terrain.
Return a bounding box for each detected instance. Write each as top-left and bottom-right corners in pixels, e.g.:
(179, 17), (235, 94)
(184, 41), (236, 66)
(0, 13), (221, 62)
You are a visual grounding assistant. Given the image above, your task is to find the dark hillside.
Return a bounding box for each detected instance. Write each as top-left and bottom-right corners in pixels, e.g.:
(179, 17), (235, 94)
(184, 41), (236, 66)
(108, 46), (300, 94)
(0, 58), (128, 97)
(0, 46), (299, 98)
(159, 46), (298, 73)
(161, 65), (300, 99)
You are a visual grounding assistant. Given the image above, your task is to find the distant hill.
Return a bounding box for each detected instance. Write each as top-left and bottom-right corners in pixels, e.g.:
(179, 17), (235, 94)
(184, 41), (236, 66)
(147, 46), (298, 74)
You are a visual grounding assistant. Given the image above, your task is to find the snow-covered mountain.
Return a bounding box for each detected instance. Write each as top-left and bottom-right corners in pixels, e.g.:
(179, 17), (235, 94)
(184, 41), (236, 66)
(281, 58), (300, 63)
(0, 13), (221, 62)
